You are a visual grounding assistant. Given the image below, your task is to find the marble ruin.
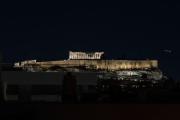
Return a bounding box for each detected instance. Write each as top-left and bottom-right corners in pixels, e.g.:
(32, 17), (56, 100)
(69, 51), (104, 60)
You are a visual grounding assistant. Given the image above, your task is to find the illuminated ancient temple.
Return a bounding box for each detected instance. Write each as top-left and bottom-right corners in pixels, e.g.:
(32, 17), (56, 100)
(69, 51), (104, 60)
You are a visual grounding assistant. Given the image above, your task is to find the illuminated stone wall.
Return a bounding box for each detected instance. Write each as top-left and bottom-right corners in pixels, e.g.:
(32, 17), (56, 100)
(37, 60), (158, 70)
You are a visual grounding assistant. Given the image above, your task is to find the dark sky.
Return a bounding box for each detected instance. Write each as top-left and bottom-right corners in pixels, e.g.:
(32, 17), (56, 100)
(0, 2), (180, 79)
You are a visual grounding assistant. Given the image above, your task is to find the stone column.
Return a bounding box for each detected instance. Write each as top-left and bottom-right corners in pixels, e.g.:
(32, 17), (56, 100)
(76, 53), (78, 59)
(78, 53), (80, 59)
(97, 54), (99, 59)
(83, 53), (85, 59)
(70, 52), (72, 59)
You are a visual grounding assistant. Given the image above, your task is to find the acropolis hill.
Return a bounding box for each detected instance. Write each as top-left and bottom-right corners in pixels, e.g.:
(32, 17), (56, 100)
(14, 51), (158, 71)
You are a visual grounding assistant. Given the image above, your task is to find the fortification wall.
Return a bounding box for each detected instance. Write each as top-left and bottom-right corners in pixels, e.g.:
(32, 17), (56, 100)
(37, 60), (158, 70)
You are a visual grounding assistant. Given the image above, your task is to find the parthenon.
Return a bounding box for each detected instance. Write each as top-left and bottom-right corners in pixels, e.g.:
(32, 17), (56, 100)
(69, 51), (104, 60)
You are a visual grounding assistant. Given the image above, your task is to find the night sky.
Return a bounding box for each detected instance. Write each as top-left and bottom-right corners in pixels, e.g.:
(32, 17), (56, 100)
(0, 2), (180, 79)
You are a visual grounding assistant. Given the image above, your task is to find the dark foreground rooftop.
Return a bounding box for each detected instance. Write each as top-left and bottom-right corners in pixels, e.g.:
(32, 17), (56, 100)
(0, 103), (180, 120)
